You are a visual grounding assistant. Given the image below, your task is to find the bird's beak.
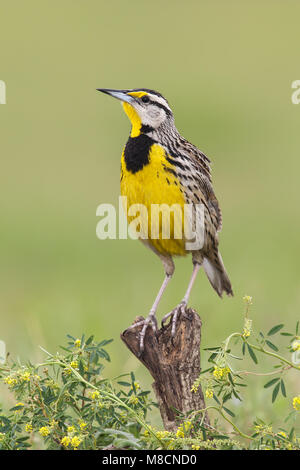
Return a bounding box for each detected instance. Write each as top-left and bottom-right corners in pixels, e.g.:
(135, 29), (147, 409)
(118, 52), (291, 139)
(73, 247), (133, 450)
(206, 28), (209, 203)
(96, 88), (134, 104)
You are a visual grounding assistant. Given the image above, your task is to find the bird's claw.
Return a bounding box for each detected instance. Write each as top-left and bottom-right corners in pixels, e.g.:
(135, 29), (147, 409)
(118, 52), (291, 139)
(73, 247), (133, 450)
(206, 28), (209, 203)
(161, 301), (187, 338)
(125, 313), (158, 355)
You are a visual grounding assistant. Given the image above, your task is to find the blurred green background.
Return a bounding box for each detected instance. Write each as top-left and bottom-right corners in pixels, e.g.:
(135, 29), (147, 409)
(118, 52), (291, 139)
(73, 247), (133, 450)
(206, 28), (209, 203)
(0, 0), (299, 431)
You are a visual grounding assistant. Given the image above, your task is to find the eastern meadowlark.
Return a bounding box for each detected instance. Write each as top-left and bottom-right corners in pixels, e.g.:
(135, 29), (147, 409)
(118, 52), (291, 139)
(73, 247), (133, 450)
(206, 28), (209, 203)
(98, 88), (233, 352)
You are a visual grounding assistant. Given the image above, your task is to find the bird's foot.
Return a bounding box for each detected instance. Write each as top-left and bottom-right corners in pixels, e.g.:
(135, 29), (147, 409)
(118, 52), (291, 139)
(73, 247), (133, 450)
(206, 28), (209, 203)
(161, 301), (187, 338)
(125, 312), (158, 355)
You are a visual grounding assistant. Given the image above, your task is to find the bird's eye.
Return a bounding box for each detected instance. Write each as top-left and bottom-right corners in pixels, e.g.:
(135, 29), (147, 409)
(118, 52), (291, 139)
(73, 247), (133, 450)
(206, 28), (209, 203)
(141, 95), (150, 103)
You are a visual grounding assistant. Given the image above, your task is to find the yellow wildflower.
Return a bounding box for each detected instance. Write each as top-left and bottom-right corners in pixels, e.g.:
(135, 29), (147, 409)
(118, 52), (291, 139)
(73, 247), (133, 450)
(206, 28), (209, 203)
(90, 390), (100, 400)
(78, 420), (87, 430)
(176, 425), (185, 438)
(183, 420), (193, 432)
(61, 436), (71, 448)
(132, 381), (140, 391)
(14, 402), (24, 413)
(21, 371), (31, 382)
(25, 423), (33, 433)
(191, 377), (201, 393)
(71, 436), (82, 449)
(213, 366), (230, 380)
(192, 444), (200, 450)
(4, 375), (18, 386)
(143, 425), (155, 437)
(292, 340), (300, 351)
(70, 361), (78, 369)
(175, 422), (192, 439)
(292, 396), (300, 411)
(243, 295), (253, 305)
(278, 431), (287, 438)
(74, 339), (81, 348)
(128, 395), (139, 405)
(156, 430), (170, 439)
(39, 426), (50, 437)
(254, 424), (272, 435)
(205, 388), (214, 399)
(243, 318), (252, 338)
(119, 411), (127, 422)
(67, 426), (75, 434)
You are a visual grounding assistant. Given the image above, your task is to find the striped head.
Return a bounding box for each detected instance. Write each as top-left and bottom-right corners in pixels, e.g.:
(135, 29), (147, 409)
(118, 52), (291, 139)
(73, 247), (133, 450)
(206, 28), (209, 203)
(97, 88), (174, 138)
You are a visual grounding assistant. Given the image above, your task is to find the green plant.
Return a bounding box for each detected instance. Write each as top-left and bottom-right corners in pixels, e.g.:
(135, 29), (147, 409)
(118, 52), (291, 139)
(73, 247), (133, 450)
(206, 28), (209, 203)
(0, 335), (158, 450)
(1, 297), (299, 450)
(184, 296), (300, 450)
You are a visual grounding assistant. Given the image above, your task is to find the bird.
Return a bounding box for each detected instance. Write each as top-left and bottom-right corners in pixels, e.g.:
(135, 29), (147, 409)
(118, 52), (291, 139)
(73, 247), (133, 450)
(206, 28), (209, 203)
(97, 88), (233, 352)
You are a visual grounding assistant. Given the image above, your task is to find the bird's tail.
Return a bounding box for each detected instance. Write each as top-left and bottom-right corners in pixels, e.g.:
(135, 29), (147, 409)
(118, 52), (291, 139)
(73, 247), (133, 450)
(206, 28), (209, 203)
(202, 251), (233, 298)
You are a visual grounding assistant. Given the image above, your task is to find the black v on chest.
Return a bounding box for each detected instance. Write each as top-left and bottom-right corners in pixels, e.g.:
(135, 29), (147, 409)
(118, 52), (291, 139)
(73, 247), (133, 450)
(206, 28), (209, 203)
(123, 134), (154, 174)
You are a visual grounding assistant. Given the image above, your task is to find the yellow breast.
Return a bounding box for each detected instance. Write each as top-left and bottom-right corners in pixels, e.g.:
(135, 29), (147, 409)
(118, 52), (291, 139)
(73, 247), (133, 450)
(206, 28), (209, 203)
(120, 142), (187, 256)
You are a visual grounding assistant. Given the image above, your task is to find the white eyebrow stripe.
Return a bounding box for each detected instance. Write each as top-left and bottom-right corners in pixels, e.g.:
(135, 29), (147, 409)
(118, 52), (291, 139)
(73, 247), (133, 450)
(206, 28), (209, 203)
(148, 94), (172, 112)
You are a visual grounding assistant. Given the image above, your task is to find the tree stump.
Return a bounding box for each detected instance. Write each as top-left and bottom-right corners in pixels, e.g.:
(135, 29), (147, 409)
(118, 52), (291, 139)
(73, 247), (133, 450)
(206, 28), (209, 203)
(121, 308), (209, 431)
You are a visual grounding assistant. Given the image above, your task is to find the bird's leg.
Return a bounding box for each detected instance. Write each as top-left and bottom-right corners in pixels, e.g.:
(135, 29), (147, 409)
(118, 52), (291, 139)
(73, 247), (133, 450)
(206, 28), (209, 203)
(162, 262), (201, 337)
(125, 253), (174, 353)
(139, 273), (172, 350)
(125, 273), (173, 353)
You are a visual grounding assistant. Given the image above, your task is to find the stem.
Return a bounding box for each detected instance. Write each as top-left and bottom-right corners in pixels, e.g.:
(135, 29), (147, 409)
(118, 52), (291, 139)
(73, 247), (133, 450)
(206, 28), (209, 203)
(236, 366), (291, 377)
(218, 408), (254, 441)
(247, 341), (299, 369)
(192, 405), (254, 441)
(223, 333), (241, 354)
(223, 332), (300, 371)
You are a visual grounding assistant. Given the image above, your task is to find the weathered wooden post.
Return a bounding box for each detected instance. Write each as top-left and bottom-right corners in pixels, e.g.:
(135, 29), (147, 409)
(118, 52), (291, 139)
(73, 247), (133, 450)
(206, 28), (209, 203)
(121, 308), (209, 431)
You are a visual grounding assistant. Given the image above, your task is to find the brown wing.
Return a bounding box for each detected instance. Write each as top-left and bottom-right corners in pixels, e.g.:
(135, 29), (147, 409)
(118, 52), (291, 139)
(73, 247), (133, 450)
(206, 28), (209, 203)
(176, 139), (223, 233)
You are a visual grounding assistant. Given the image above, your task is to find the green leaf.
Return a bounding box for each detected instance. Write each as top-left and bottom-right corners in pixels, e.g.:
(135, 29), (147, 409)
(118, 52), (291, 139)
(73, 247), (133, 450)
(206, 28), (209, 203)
(232, 389), (242, 401)
(289, 427), (295, 441)
(280, 379), (286, 397)
(264, 377), (280, 389)
(222, 393), (232, 403)
(213, 394), (220, 405)
(272, 382), (280, 403)
(137, 391), (150, 397)
(247, 344), (258, 364)
(9, 405), (24, 412)
(98, 339), (113, 347)
(67, 334), (76, 341)
(265, 340), (278, 351)
(208, 353), (218, 362)
(86, 335), (94, 345)
(223, 406), (235, 417)
(267, 324), (284, 336)
(199, 367), (214, 375)
(228, 373), (234, 386)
